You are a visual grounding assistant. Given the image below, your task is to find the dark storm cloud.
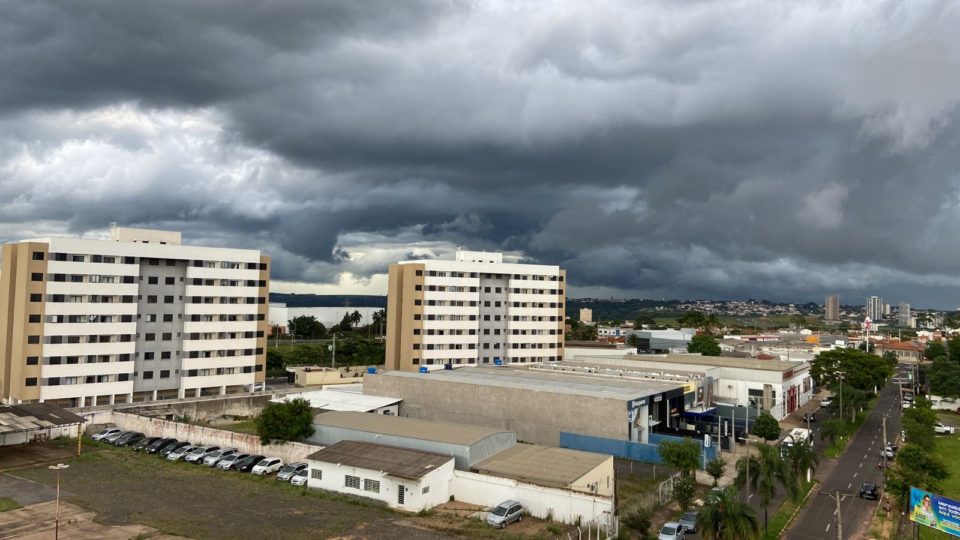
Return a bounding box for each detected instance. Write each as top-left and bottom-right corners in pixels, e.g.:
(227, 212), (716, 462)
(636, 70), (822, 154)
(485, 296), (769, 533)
(2, 0), (960, 306)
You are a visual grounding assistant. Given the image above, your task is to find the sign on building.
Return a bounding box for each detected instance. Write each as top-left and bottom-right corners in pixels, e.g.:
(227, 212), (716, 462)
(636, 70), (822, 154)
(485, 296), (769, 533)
(909, 487), (960, 535)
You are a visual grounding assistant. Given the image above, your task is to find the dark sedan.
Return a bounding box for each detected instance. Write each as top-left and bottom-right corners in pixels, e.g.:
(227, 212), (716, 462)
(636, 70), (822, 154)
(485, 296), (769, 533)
(233, 454), (266, 473)
(860, 482), (879, 500)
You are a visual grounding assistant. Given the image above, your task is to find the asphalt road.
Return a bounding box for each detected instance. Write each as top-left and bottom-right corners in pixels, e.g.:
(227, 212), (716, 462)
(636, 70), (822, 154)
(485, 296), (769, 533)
(786, 372), (905, 540)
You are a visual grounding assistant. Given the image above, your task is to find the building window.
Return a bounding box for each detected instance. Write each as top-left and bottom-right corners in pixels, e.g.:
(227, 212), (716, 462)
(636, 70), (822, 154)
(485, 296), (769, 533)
(148, 276), (159, 285)
(164, 276), (175, 285)
(28, 314), (41, 323)
(161, 351), (171, 359)
(143, 371), (154, 379)
(144, 352), (154, 360)
(162, 332), (172, 341)
(32, 251), (44, 260)
(345, 475), (360, 489)
(163, 313), (173, 322)
(30, 293), (42, 302)
(145, 333), (156, 341)
(26, 356), (39, 365)
(311, 469), (322, 480)
(422, 486), (430, 495)
(31, 272), (43, 281)
(27, 335), (39, 344)
(160, 370), (170, 378)
(25, 377), (38, 387)
(363, 479), (381, 493)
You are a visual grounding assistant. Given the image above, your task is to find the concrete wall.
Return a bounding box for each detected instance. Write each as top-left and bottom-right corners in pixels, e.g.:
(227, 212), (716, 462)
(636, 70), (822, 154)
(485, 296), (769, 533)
(117, 393), (274, 422)
(306, 458), (454, 511)
(0, 425), (79, 446)
(83, 410), (320, 465)
(567, 456), (615, 497)
(364, 373), (626, 445)
(453, 470), (615, 525)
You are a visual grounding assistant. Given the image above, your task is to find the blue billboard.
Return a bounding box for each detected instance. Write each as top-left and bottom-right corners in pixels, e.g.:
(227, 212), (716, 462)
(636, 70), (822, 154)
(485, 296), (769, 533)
(910, 487), (960, 535)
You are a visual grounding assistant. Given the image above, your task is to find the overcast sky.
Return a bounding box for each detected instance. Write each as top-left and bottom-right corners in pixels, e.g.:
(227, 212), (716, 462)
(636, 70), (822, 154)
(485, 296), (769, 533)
(2, 1), (960, 308)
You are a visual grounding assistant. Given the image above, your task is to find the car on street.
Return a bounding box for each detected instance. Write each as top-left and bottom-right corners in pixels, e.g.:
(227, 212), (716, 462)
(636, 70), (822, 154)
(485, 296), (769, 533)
(92, 427), (122, 441)
(276, 463), (308, 481)
(821, 397), (833, 407)
(132, 437), (161, 452)
(158, 440), (189, 457)
(216, 453), (249, 471)
(290, 468), (309, 486)
(234, 454), (266, 473)
(658, 522), (685, 540)
(167, 444), (197, 461)
(860, 482), (879, 500)
(678, 511), (698, 534)
(203, 448), (238, 467)
(251, 457), (284, 476)
(113, 431), (145, 447)
(486, 500), (523, 528)
(935, 423), (956, 435)
(184, 446), (221, 464)
(803, 412), (817, 423)
(147, 438), (177, 454)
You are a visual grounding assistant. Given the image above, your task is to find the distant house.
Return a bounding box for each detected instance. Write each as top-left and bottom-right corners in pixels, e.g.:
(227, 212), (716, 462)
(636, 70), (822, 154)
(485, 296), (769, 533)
(874, 340), (924, 363)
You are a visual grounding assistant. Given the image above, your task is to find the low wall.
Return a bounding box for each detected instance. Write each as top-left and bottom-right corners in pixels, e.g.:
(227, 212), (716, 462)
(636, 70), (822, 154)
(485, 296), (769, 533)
(84, 411), (321, 465)
(560, 432), (716, 467)
(452, 470), (615, 526)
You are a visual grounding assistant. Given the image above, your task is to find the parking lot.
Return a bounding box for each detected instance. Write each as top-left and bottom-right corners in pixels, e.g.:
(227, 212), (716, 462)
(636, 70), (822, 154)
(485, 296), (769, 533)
(9, 439), (566, 539)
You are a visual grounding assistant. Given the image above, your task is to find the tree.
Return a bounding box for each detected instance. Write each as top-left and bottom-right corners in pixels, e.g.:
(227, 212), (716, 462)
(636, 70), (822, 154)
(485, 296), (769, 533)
(626, 334), (641, 349)
(699, 487), (760, 540)
(288, 315), (326, 339)
(371, 309), (386, 335)
(950, 335), (960, 364)
(735, 443), (796, 533)
(678, 311), (707, 328)
(790, 314), (807, 329)
(705, 457), (726, 487)
(750, 412), (781, 441)
(928, 356), (960, 398)
(783, 440), (818, 484)
(658, 438), (701, 478)
(674, 476), (696, 510)
(820, 419), (845, 445)
(902, 398), (937, 451)
(256, 398), (316, 444)
(885, 444), (949, 511)
(925, 341), (947, 361)
(810, 349), (893, 392)
(634, 315), (656, 328)
(688, 334), (721, 356)
(622, 505), (654, 538)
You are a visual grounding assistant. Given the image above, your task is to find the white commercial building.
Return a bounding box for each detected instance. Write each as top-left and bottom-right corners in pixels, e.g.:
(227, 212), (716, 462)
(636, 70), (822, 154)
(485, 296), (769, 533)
(0, 226), (269, 407)
(386, 250), (565, 371)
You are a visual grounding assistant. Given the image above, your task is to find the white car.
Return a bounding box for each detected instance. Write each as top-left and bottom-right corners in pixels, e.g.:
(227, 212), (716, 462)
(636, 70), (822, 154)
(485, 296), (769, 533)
(167, 444), (197, 461)
(658, 522), (685, 540)
(251, 457), (284, 476)
(91, 427), (122, 441)
(821, 397), (833, 407)
(290, 468), (309, 486)
(203, 448), (237, 467)
(902, 401), (912, 409)
(935, 423), (956, 435)
(276, 463), (308, 481)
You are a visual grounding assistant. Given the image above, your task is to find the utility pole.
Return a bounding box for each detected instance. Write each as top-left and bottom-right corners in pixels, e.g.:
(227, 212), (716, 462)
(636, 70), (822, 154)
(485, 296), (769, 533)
(834, 491), (843, 540)
(332, 333), (337, 368)
(882, 415), (888, 469)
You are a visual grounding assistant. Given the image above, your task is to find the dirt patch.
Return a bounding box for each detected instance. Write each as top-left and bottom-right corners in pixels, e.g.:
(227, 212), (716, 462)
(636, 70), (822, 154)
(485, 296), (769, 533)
(0, 439), (91, 471)
(0, 499), (189, 540)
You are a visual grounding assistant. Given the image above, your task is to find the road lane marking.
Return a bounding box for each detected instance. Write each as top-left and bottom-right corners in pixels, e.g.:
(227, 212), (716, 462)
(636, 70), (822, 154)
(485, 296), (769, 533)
(848, 482), (852, 489)
(826, 523), (831, 532)
(854, 472), (858, 478)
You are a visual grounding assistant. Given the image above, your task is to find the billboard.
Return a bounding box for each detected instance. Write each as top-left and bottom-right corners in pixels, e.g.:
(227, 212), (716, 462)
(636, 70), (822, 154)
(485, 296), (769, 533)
(910, 487), (960, 535)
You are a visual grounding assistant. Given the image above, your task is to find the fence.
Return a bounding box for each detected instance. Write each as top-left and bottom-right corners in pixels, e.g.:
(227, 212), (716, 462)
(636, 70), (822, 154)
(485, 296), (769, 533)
(560, 432), (716, 467)
(452, 470), (615, 527)
(83, 410), (321, 465)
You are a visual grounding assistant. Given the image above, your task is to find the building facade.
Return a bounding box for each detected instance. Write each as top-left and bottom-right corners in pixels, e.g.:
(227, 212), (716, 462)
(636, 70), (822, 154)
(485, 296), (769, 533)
(866, 296), (883, 322)
(824, 295), (839, 322)
(385, 250), (565, 371)
(898, 303), (911, 328)
(0, 227), (269, 407)
(579, 308), (593, 323)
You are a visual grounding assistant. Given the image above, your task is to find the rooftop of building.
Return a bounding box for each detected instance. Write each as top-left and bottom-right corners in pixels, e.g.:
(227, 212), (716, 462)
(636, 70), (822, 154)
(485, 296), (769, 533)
(272, 390), (400, 413)
(314, 411), (511, 446)
(305, 440), (452, 480)
(373, 366), (684, 401)
(623, 353), (808, 372)
(0, 403), (86, 435)
(473, 443), (611, 488)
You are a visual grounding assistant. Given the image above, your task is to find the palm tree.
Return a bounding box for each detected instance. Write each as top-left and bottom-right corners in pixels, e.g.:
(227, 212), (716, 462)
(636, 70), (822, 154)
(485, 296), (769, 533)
(735, 442), (797, 533)
(699, 487), (760, 540)
(784, 439), (818, 485)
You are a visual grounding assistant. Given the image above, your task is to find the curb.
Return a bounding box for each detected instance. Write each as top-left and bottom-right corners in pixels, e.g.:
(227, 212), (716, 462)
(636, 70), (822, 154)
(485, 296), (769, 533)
(778, 480), (818, 539)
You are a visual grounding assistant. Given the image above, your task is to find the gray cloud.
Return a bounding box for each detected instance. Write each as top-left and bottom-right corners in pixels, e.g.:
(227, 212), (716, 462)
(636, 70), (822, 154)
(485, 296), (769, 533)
(2, 0), (960, 307)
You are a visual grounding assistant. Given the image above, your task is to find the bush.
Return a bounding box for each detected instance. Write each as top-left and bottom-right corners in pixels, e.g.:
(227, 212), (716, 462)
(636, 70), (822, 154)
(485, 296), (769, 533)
(256, 398), (315, 444)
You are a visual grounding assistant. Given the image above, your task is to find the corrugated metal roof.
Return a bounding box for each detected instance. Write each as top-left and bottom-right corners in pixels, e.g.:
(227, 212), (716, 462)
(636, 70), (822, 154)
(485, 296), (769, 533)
(473, 443), (611, 489)
(306, 440), (452, 480)
(0, 403), (86, 435)
(314, 411), (510, 446)
(626, 353), (808, 372)
(272, 390), (400, 412)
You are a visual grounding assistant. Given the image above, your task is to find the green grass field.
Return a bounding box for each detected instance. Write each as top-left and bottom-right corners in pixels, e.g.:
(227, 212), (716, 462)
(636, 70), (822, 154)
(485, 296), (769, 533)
(918, 435), (960, 539)
(763, 481), (815, 540)
(0, 497), (22, 512)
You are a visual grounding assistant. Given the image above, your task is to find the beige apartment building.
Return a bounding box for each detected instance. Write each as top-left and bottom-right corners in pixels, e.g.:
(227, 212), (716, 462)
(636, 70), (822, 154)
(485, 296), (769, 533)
(0, 227), (269, 407)
(386, 251), (565, 371)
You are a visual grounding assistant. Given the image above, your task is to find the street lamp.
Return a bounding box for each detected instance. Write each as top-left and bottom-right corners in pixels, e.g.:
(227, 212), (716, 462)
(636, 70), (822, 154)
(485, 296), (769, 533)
(49, 463), (69, 540)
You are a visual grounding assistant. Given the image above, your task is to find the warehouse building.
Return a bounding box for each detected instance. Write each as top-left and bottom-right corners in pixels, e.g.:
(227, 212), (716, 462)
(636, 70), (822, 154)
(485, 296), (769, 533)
(309, 411), (516, 469)
(271, 390), (400, 415)
(472, 443), (614, 497)
(0, 402), (86, 446)
(363, 366), (687, 445)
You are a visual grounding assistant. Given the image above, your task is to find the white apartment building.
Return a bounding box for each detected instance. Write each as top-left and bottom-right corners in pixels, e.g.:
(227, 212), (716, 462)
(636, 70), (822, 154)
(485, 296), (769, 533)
(385, 251), (565, 371)
(0, 227), (269, 407)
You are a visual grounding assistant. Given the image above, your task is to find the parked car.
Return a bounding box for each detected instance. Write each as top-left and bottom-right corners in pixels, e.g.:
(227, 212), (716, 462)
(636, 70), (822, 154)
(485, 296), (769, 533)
(102, 430), (130, 444)
(880, 447), (895, 460)
(678, 511), (698, 534)
(113, 431), (145, 447)
(203, 448), (238, 467)
(184, 446), (222, 464)
(217, 453), (250, 471)
(658, 522), (686, 540)
(821, 397), (833, 407)
(803, 412), (817, 423)
(147, 438), (177, 454)
(935, 423), (956, 435)
(234, 454), (266, 473)
(277, 463), (308, 481)
(860, 482), (879, 500)
(290, 468), (309, 486)
(132, 437), (161, 452)
(158, 441), (189, 457)
(486, 500), (523, 528)
(251, 457), (284, 476)
(92, 427), (122, 441)
(902, 401), (912, 409)
(167, 444), (197, 461)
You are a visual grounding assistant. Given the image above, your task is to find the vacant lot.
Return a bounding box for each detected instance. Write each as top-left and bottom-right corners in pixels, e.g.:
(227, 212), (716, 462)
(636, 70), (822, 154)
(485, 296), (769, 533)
(15, 442), (568, 539)
(918, 433), (960, 540)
